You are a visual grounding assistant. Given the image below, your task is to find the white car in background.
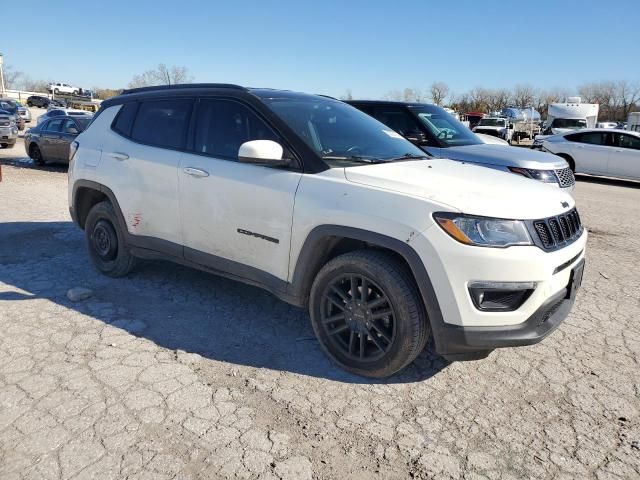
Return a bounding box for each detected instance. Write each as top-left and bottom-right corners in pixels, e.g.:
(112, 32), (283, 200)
(596, 122), (618, 129)
(541, 129), (640, 181)
(37, 108), (93, 125)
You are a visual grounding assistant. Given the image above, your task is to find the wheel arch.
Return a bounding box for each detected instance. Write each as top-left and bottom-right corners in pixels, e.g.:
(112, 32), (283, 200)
(72, 180), (127, 232)
(556, 153), (575, 172)
(288, 226), (446, 345)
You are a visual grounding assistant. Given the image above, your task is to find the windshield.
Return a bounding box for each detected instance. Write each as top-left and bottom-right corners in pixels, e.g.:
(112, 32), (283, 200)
(477, 118), (506, 127)
(0, 100), (18, 114)
(409, 105), (482, 147)
(552, 118), (587, 129)
(263, 96), (426, 165)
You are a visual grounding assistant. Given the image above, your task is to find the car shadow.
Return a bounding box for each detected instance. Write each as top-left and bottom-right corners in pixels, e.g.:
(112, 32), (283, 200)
(0, 221), (449, 384)
(0, 157), (69, 173)
(576, 174), (640, 189)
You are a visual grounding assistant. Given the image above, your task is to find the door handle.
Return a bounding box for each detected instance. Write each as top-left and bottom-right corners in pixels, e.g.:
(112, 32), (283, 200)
(614, 149), (623, 153)
(109, 152), (129, 161)
(183, 167), (209, 178)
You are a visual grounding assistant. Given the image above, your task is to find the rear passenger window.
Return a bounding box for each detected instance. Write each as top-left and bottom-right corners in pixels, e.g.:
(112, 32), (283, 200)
(192, 99), (279, 159)
(112, 102), (138, 136)
(131, 99), (193, 149)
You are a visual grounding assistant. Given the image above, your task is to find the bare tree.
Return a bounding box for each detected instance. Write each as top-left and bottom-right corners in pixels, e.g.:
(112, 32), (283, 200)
(3, 65), (24, 90)
(429, 82), (449, 105)
(402, 87), (423, 102)
(339, 89), (354, 100)
(617, 80), (640, 118)
(128, 64), (194, 88)
(383, 89), (403, 101)
(21, 77), (49, 92)
(512, 84), (537, 108)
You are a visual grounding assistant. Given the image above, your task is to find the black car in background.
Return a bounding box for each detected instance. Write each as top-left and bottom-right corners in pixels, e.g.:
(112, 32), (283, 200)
(26, 95), (67, 108)
(24, 116), (92, 165)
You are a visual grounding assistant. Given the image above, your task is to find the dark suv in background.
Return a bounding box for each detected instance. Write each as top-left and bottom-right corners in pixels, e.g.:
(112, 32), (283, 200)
(346, 100), (575, 192)
(27, 95), (66, 109)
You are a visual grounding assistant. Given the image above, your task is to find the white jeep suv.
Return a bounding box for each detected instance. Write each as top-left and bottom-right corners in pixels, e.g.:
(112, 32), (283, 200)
(68, 84), (587, 378)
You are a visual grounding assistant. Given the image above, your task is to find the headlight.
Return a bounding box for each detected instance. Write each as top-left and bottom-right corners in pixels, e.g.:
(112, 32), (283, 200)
(508, 167), (558, 184)
(433, 212), (532, 247)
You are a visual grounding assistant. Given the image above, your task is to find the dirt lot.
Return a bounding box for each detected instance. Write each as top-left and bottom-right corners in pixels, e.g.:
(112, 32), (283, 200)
(0, 140), (639, 479)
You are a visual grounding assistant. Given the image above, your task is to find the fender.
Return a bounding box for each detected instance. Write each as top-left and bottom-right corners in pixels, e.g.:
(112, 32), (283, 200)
(287, 225), (450, 353)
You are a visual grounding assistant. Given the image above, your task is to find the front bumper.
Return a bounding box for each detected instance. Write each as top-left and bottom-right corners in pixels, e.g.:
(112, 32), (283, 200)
(435, 259), (584, 360)
(412, 224), (587, 359)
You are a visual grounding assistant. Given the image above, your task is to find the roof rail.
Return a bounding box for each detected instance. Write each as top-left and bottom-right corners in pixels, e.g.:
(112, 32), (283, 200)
(121, 83), (247, 95)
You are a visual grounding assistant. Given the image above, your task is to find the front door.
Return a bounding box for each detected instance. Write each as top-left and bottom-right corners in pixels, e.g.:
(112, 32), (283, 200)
(179, 98), (302, 282)
(40, 118), (65, 161)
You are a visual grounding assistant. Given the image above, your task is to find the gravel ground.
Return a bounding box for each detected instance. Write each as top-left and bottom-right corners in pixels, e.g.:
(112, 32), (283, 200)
(0, 143), (639, 479)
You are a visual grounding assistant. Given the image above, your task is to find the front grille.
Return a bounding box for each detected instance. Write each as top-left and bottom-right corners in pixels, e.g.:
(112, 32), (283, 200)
(554, 167), (575, 188)
(532, 208), (582, 249)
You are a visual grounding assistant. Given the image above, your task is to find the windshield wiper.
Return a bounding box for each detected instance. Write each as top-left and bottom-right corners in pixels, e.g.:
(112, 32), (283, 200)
(384, 153), (429, 162)
(322, 155), (384, 164)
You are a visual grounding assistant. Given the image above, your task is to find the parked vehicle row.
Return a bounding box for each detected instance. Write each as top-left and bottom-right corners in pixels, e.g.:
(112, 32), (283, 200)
(66, 84), (586, 377)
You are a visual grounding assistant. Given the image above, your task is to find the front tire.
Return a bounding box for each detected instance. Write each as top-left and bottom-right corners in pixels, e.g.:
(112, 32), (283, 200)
(85, 201), (137, 277)
(309, 250), (429, 378)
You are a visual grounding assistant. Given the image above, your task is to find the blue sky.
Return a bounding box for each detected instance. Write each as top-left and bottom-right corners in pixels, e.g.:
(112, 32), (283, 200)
(2, 0), (638, 98)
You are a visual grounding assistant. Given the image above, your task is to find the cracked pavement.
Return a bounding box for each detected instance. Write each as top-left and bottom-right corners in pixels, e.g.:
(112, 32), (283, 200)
(0, 149), (639, 479)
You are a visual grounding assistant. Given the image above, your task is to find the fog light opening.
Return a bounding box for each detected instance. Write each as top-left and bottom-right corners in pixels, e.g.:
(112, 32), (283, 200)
(469, 282), (536, 312)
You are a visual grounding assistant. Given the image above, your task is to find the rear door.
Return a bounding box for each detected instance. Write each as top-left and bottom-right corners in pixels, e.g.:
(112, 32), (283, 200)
(100, 98), (193, 248)
(178, 97), (302, 281)
(608, 132), (640, 179)
(566, 131), (610, 174)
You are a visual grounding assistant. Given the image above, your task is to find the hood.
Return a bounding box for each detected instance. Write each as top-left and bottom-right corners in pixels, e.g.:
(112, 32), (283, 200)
(433, 143), (567, 169)
(344, 159), (574, 220)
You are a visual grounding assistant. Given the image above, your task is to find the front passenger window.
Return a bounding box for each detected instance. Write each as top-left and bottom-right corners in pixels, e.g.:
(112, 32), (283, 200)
(193, 99), (279, 160)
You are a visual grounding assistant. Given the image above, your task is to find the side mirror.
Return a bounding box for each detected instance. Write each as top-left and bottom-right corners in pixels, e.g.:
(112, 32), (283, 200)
(66, 127), (79, 134)
(508, 124), (514, 130)
(238, 140), (290, 167)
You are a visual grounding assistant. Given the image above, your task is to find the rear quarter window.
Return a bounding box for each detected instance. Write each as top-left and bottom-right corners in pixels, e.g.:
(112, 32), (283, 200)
(112, 102), (138, 136)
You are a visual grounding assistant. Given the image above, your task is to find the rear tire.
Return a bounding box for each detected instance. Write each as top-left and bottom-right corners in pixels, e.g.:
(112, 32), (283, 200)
(85, 201), (137, 278)
(309, 250), (429, 378)
(30, 145), (44, 165)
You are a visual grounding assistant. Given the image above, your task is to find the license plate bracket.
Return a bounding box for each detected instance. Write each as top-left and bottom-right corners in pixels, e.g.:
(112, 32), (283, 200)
(566, 260), (585, 299)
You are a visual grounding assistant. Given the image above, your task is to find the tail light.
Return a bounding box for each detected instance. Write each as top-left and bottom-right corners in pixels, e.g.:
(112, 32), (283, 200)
(69, 141), (79, 162)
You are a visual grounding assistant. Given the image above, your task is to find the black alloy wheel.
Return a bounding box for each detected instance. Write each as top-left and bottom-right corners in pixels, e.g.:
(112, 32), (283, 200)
(319, 273), (396, 362)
